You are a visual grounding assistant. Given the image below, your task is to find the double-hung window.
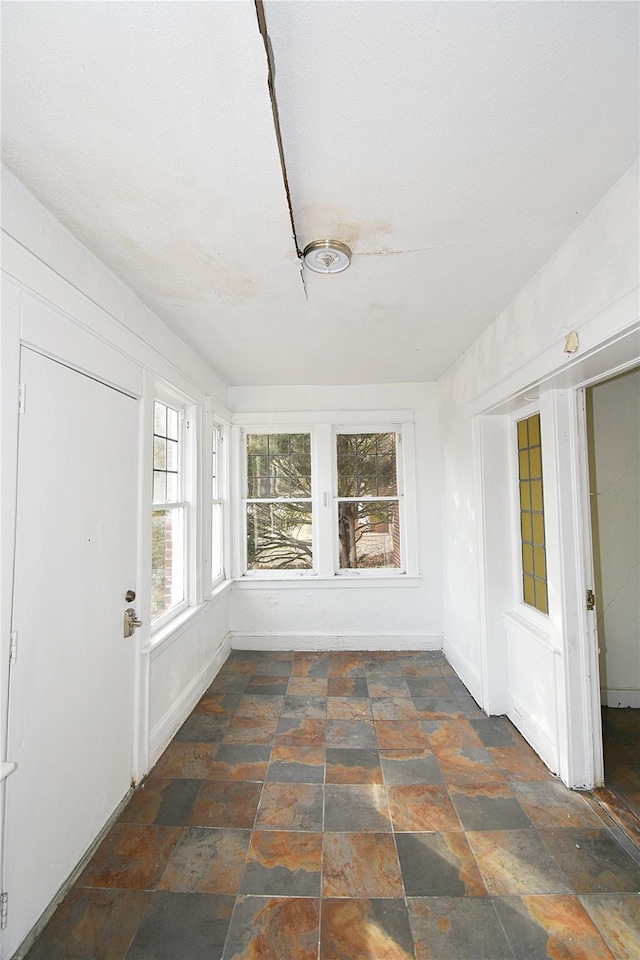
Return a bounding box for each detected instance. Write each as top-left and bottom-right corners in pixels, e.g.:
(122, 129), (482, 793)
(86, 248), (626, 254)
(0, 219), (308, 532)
(152, 398), (187, 624)
(516, 412), (548, 614)
(211, 423), (224, 584)
(245, 432), (313, 571)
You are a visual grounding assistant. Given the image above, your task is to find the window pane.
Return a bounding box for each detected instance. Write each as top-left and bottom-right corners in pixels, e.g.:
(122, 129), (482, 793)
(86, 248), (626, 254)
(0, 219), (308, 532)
(338, 500), (401, 569)
(154, 401), (167, 435)
(151, 508), (184, 620)
(166, 472), (178, 502)
(166, 407), (179, 441)
(246, 434), (312, 500)
(336, 433), (398, 498)
(166, 440), (178, 472)
(153, 470), (167, 503)
(211, 502), (222, 582)
(246, 502), (313, 570)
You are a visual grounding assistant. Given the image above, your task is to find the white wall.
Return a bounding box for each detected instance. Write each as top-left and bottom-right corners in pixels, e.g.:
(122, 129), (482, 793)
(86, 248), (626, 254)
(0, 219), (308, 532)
(438, 159), (640, 784)
(588, 367), (640, 708)
(228, 383), (443, 650)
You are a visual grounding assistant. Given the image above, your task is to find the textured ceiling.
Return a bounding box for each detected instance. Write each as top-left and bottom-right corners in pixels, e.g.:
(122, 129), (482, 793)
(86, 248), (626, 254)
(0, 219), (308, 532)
(2, 1), (638, 386)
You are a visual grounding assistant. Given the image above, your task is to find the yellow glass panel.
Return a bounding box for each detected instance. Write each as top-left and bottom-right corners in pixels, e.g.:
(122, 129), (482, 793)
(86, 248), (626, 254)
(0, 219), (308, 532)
(519, 481), (531, 511)
(532, 513), (545, 545)
(529, 446), (542, 479)
(519, 450), (530, 480)
(534, 546), (546, 579)
(522, 543), (534, 575)
(517, 419), (529, 449)
(535, 580), (548, 614)
(523, 575), (535, 606)
(530, 480), (543, 512)
(521, 512), (533, 543)
(528, 414), (540, 445)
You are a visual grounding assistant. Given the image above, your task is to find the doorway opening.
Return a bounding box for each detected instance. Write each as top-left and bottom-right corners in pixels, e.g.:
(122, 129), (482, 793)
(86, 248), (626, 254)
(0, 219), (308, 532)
(586, 366), (640, 829)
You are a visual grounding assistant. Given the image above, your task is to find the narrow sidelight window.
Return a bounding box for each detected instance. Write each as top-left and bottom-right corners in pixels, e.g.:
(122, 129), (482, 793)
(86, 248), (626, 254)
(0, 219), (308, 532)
(517, 413), (548, 614)
(336, 432), (401, 569)
(245, 433), (313, 570)
(152, 400), (185, 620)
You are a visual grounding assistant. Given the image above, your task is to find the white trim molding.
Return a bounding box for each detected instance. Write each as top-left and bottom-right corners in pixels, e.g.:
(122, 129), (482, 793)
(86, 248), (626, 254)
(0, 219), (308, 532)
(231, 633), (442, 652)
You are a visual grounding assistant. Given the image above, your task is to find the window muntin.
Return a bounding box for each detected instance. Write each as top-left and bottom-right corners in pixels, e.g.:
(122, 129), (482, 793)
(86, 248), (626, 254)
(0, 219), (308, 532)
(336, 432), (401, 569)
(517, 413), (548, 614)
(245, 433), (313, 570)
(152, 399), (186, 621)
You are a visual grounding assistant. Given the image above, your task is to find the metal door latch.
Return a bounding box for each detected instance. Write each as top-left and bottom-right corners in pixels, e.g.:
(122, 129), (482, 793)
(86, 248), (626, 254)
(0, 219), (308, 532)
(124, 607), (142, 638)
(586, 589), (596, 612)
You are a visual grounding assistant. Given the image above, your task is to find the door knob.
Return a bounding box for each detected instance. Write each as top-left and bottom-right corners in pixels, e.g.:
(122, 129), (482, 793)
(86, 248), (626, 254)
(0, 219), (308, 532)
(125, 589), (136, 602)
(124, 607), (142, 638)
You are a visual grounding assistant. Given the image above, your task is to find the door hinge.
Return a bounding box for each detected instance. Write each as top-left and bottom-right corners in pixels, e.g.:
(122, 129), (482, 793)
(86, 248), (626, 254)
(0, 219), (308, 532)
(18, 382), (26, 414)
(1, 891), (8, 929)
(586, 589), (596, 612)
(9, 631), (18, 665)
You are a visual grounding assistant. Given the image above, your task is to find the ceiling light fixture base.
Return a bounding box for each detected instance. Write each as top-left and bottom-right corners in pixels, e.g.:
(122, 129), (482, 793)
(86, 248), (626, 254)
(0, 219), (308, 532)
(302, 239), (352, 274)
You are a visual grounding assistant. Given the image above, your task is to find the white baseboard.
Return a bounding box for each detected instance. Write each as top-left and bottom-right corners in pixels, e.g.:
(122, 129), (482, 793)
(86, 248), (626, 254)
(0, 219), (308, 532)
(601, 688), (640, 708)
(442, 637), (482, 706)
(507, 691), (558, 776)
(230, 633), (443, 652)
(149, 633), (232, 765)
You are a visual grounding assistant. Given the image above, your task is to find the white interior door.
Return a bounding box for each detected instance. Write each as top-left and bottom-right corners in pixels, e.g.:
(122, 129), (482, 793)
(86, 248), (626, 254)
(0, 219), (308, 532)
(3, 347), (138, 959)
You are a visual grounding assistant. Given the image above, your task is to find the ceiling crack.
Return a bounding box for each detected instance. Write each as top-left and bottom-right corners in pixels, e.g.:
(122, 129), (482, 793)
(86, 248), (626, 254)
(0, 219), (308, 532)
(254, 1), (307, 300)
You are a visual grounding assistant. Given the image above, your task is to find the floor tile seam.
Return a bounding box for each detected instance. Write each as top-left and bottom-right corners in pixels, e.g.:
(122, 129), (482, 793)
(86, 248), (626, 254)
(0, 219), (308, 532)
(576, 892), (636, 958)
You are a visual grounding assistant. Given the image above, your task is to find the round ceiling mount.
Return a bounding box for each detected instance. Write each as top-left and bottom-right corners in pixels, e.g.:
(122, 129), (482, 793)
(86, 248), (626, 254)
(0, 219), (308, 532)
(302, 239), (352, 274)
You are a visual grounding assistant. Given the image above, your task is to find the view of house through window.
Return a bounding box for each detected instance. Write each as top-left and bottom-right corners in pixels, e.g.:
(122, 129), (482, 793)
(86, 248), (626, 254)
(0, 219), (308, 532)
(152, 399), (185, 620)
(517, 412), (548, 614)
(245, 432), (313, 570)
(336, 432), (401, 568)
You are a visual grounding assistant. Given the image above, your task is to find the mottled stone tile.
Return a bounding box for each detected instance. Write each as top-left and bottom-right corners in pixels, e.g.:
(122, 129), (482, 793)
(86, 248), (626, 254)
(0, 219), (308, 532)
(431, 742), (506, 785)
(119, 778), (202, 826)
(287, 676), (329, 696)
(380, 749), (443, 786)
(408, 897), (512, 960)
(388, 785), (462, 832)
(173, 713), (230, 743)
(194, 691), (242, 717)
(580, 893), (640, 960)
(539, 827), (640, 893)
(371, 697), (419, 720)
(365, 659), (405, 678)
(375, 721), (430, 749)
(239, 831), (322, 896)
(469, 717), (518, 747)
(512, 781), (604, 828)
(24, 888), (151, 960)
(151, 742), (217, 779)
(327, 719), (377, 749)
(157, 827), (250, 894)
(425, 717), (483, 749)
(235, 694), (284, 720)
(467, 829), (573, 895)
(255, 782), (324, 831)
(245, 676), (289, 696)
(495, 894), (617, 960)
(488, 744), (555, 782)
(125, 891), (234, 960)
(223, 714), (279, 744)
(368, 678), (412, 699)
(77, 823), (182, 889)
(449, 782), (532, 831)
(282, 695), (327, 719)
(291, 652), (330, 677)
(401, 661), (442, 678)
(253, 660), (293, 677)
(406, 677), (452, 699)
(207, 744), (271, 781)
(327, 697), (372, 721)
(206, 673), (251, 695)
(324, 784), (391, 832)
(224, 655), (260, 674)
(188, 780), (261, 828)
(266, 743), (325, 783)
(328, 653), (367, 678)
(275, 717), (326, 745)
(327, 677), (369, 698)
(325, 747), (383, 784)
(322, 833), (403, 898)
(411, 697), (465, 719)
(396, 832), (486, 897)
(222, 896), (320, 960)
(320, 898), (416, 960)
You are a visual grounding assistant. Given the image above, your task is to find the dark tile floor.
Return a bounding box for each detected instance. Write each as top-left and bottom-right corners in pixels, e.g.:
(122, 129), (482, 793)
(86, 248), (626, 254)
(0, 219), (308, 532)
(603, 706), (640, 820)
(25, 651), (640, 960)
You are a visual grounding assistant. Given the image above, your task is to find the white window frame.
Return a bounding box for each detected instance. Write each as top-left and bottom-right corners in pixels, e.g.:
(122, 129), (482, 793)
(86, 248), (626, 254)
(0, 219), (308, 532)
(236, 413), (419, 580)
(151, 386), (198, 632)
(209, 416), (228, 589)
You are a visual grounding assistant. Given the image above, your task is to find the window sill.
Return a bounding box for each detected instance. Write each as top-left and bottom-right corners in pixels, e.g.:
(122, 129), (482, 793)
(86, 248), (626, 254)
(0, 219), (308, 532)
(234, 574), (423, 590)
(145, 605), (203, 656)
